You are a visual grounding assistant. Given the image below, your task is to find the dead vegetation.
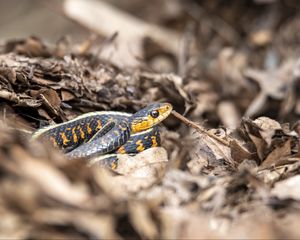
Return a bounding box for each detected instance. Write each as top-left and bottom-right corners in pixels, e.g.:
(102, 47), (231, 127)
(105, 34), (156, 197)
(1, 0), (300, 239)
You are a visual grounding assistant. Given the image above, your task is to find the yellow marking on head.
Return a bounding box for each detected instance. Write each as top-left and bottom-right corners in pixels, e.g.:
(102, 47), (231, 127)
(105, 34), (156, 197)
(72, 128), (78, 143)
(78, 126), (85, 139)
(136, 140), (145, 152)
(132, 122), (140, 133)
(151, 136), (158, 147)
(60, 132), (70, 146)
(66, 127), (71, 131)
(131, 103), (172, 133)
(142, 119), (152, 129)
(86, 123), (92, 135)
(132, 121), (153, 133)
(116, 145), (126, 154)
(96, 120), (102, 130)
(50, 136), (58, 147)
(157, 103), (172, 119)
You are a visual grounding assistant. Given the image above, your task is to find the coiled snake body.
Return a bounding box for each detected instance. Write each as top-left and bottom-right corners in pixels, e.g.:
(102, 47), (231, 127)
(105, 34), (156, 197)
(32, 103), (172, 168)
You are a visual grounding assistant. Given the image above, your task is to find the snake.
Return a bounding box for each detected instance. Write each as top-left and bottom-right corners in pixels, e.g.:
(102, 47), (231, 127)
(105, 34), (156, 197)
(32, 103), (172, 168)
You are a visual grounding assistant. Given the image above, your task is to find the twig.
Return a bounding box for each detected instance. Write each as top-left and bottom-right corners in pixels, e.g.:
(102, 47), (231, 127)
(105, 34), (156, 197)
(171, 110), (230, 147)
(39, 94), (59, 117)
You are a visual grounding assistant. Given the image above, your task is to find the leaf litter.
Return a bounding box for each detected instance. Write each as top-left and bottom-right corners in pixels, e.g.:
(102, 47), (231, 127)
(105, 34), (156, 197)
(1, 0), (300, 239)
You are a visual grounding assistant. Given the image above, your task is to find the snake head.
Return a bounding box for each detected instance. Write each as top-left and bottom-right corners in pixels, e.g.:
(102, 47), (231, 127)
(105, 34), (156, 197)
(130, 102), (172, 133)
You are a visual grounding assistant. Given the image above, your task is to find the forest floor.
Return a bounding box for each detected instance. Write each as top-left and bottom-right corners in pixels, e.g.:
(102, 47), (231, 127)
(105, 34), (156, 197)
(1, 0), (300, 239)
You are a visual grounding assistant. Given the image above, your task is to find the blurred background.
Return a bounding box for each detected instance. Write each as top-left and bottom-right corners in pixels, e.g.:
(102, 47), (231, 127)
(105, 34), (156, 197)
(0, 0), (88, 41)
(2, 0), (300, 124)
(1, 1), (300, 239)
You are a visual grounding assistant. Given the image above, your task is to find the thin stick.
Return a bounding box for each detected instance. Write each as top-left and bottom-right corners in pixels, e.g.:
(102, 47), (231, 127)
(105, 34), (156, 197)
(171, 110), (230, 147)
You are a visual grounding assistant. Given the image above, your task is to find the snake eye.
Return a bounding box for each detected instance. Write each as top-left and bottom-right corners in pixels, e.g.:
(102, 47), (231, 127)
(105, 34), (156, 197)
(150, 110), (159, 118)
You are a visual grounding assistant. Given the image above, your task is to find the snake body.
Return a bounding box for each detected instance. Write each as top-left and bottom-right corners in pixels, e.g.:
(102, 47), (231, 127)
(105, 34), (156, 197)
(32, 103), (172, 167)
